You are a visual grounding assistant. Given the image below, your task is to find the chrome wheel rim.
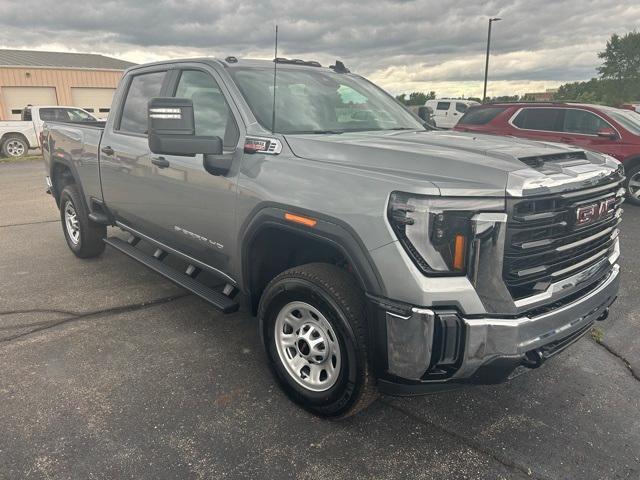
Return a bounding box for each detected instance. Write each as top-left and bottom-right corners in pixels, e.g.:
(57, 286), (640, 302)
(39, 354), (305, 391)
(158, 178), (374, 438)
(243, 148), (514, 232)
(274, 301), (341, 392)
(6, 139), (25, 157)
(629, 171), (640, 200)
(64, 200), (80, 245)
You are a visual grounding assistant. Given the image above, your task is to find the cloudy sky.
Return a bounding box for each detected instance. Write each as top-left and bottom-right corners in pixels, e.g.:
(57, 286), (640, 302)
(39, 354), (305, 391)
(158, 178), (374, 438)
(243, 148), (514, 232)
(0, 0), (638, 98)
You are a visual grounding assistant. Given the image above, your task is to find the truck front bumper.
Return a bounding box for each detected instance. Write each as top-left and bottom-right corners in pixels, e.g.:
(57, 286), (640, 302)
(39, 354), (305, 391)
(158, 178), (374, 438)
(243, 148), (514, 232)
(374, 263), (620, 396)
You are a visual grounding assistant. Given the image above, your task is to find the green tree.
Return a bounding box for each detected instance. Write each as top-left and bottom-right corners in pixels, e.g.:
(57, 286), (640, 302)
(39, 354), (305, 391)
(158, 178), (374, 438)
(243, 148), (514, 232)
(556, 31), (640, 105)
(395, 91), (436, 106)
(395, 93), (407, 104)
(597, 31), (640, 103)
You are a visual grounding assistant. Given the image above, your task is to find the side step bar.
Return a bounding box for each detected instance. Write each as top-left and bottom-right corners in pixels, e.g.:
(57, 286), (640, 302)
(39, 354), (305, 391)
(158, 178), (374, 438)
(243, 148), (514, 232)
(104, 237), (239, 314)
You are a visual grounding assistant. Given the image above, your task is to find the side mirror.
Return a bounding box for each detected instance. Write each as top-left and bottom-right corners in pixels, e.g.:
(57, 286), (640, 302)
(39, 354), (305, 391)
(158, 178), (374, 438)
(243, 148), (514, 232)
(416, 106), (429, 121)
(147, 97), (223, 156)
(597, 127), (618, 140)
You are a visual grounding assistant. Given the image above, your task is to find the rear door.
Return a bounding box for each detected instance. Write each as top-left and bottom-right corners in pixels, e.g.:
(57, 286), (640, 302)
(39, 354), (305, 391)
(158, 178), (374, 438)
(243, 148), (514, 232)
(509, 107), (566, 144)
(433, 101), (452, 128)
(99, 68), (170, 239)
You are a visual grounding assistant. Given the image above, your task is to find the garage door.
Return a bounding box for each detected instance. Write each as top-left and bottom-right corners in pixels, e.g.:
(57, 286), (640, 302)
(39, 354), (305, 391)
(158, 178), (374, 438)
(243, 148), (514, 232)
(2, 87), (58, 120)
(71, 88), (116, 119)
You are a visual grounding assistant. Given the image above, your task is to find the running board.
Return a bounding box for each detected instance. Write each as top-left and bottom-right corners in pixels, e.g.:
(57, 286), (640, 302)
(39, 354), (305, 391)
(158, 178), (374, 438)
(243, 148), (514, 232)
(104, 237), (239, 314)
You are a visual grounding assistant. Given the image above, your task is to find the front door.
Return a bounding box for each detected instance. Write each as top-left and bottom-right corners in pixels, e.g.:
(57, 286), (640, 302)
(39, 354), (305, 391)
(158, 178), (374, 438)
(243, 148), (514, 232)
(558, 108), (620, 154)
(145, 67), (243, 277)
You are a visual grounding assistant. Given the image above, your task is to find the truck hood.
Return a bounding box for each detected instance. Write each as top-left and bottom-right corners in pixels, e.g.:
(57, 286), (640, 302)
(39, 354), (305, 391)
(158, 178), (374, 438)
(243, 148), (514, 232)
(284, 130), (612, 196)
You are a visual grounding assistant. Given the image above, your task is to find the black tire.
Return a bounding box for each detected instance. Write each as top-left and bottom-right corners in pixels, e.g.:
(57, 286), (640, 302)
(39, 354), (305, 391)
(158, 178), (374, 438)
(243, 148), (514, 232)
(259, 263), (377, 418)
(625, 163), (640, 206)
(59, 184), (106, 258)
(1, 135), (28, 158)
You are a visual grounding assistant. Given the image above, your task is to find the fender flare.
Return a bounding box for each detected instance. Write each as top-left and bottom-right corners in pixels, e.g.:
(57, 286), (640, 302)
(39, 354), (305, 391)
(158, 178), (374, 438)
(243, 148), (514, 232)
(49, 154), (87, 206)
(239, 204), (386, 298)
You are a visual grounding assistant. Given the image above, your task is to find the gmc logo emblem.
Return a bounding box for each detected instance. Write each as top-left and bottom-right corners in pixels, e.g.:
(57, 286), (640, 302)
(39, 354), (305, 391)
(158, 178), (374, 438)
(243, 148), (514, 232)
(575, 198), (616, 226)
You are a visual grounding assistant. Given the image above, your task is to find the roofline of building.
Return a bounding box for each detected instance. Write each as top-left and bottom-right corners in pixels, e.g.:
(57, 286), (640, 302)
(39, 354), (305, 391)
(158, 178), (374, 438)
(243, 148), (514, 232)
(0, 64), (130, 72)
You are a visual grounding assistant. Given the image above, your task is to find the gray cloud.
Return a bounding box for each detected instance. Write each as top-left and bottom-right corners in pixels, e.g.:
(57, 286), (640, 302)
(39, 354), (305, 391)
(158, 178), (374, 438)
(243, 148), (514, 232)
(0, 0), (638, 96)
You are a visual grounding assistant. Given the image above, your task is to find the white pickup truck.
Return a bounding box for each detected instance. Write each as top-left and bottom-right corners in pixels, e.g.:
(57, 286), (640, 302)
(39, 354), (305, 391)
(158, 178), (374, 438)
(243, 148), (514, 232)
(0, 105), (99, 157)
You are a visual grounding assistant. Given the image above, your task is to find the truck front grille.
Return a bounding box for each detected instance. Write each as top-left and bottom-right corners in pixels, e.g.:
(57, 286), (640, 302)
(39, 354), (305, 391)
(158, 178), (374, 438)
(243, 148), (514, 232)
(504, 179), (623, 300)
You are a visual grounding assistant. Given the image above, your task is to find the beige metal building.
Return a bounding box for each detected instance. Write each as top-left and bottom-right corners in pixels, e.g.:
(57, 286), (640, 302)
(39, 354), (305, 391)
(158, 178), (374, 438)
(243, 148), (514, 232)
(0, 49), (135, 120)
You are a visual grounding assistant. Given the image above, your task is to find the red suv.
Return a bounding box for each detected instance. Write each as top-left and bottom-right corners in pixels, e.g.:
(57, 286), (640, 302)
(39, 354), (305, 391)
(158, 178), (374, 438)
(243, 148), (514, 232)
(454, 102), (640, 205)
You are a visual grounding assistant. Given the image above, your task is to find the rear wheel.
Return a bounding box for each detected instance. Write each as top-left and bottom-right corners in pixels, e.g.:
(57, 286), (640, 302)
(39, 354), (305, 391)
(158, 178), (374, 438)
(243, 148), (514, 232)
(626, 164), (640, 206)
(259, 263), (377, 418)
(1, 135), (28, 158)
(59, 184), (106, 258)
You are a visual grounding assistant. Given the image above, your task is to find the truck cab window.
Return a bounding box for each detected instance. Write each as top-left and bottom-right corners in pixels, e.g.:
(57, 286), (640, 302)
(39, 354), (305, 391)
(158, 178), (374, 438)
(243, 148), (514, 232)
(65, 109), (96, 122)
(119, 71), (166, 134)
(174, 70), (238, 148)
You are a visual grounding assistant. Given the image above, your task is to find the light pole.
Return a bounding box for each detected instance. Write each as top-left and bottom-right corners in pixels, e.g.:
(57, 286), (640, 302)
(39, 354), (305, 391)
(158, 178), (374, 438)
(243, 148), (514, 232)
(482, 17), (501, 103)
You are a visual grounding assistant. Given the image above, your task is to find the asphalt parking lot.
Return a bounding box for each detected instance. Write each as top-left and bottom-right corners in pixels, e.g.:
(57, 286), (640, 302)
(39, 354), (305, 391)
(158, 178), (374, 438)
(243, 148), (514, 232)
(1, 160), (639, 480)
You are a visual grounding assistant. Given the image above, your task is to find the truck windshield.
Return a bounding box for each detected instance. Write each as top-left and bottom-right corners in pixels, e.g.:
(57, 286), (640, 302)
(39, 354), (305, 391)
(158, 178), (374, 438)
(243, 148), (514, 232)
(228, 67), (423, 134)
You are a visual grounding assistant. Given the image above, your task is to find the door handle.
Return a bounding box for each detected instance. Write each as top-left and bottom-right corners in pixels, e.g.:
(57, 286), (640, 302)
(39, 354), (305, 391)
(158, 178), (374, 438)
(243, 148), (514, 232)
(101, 146), (114, 156)
(151, 156), (170, 168)
(560, 137), (574, 143)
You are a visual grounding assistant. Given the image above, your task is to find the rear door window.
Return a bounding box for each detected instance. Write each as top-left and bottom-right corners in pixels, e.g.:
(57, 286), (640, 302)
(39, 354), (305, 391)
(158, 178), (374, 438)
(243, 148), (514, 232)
(562, 109), (610, 135)
(459, 107), (506, 125)
(436, 101), (451, 111)
(513, 108), (563, 131)
(118, 71), (166, 134)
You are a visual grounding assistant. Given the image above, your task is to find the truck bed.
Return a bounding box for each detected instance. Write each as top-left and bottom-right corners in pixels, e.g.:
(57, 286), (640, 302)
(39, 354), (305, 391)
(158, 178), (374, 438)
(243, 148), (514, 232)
(42, 121), (106, 207)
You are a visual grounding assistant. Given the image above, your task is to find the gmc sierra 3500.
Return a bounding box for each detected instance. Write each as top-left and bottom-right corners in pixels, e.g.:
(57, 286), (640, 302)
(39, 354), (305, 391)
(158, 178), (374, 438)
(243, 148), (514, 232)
(42, 57), (623, 418)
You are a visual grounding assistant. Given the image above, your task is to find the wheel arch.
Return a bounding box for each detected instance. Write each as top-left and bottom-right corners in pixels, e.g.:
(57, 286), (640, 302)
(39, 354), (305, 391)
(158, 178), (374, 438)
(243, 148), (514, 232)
(50, 156), (86, 207)
(240, 205), (385, 315)
(1, 132), (30, 150)
(623, 155), (640, 174)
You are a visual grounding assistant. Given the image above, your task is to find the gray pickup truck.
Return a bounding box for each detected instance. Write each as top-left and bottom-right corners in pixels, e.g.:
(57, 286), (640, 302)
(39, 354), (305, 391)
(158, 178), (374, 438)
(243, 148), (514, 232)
(42, 57), (624, 418)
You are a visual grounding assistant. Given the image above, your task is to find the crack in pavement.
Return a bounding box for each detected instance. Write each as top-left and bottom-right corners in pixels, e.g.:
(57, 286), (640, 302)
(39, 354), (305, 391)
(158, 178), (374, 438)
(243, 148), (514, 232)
(591, 337), (640, 382)
(0, 308), (78, 317)
(0, 293), (190, 344)
(0, 219), (59, 228)
(379, 399), (547, 480)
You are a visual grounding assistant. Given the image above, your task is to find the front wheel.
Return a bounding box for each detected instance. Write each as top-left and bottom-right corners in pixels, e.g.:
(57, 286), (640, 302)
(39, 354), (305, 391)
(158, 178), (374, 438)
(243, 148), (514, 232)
(259, 263), (377, 418)
(625, 164), (640, 206)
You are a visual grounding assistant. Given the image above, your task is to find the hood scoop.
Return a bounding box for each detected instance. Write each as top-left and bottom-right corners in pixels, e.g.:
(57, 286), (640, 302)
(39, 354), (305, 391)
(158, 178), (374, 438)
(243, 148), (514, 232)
(518, 151), (587, 169)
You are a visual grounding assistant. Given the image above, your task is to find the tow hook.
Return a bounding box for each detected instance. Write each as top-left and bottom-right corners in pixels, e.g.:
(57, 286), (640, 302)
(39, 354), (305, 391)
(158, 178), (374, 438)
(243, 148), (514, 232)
(595, 307), (609, 322)
(522, 349), (545, 369)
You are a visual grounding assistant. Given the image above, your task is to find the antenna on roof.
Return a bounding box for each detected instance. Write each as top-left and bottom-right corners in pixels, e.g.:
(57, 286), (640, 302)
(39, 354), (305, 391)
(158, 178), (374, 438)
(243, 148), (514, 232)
(271, 25), (278, 135)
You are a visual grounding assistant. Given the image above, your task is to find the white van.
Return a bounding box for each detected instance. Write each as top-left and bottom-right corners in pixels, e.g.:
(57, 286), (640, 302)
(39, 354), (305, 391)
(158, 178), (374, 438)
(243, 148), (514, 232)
(425, 99), (480, 129)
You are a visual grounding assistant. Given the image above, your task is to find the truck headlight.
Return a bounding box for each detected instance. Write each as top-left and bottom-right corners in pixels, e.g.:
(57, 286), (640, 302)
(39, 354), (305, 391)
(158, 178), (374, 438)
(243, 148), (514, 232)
(388, 192), (504, 275)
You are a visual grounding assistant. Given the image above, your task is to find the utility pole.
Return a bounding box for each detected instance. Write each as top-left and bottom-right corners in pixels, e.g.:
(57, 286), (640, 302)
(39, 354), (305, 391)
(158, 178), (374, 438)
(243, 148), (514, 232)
(483, 17), (501, 103)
